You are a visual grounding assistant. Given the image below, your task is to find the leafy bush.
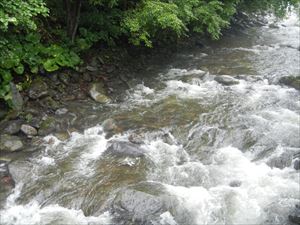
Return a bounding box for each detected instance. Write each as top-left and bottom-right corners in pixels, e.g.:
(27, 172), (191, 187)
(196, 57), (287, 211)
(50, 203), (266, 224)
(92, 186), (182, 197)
(1, 0), (299, 108)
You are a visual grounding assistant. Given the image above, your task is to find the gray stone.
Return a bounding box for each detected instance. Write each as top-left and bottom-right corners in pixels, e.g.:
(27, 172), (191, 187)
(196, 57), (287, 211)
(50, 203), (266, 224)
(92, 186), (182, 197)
(1, 120), (22, 134)
(215, 75), (239, 85)
(10, 82), (23, 111)
(294, 159), (300, 170)
(102, 118), (117, 133)
(28, 79), (49, 99)
(106, 141), (145, 157)
(20, 124), (37, 137)
(0, 135), (24, 152)
(59, 73), (70, 85)
(112, 182), (167, 223)
(89, 82), (111, 103)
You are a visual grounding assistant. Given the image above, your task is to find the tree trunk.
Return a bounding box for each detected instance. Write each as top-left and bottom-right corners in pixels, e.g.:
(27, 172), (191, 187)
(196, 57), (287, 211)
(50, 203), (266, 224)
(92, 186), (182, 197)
(65, 0), (82, 43)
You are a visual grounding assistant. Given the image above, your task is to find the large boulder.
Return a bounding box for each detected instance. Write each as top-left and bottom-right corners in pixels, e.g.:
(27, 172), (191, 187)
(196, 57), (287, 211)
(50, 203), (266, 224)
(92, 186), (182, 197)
(112, 182), (169, 224)
(89, 82), (111, 103)
(215, 75), (239, 86)
(279, 76), (300, 91)
(0, 134), (24, 152)
(106, 141), (145, 157)
(28, 79), (49, 99)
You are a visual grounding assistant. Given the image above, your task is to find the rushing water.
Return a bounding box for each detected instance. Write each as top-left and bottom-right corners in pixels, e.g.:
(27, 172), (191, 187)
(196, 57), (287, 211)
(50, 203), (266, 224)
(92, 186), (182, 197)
(1, 13), (300, 225)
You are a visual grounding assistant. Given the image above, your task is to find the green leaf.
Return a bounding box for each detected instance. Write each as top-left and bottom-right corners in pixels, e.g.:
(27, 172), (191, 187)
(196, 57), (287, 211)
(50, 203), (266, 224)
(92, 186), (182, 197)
(43, 59), (59, 72)
(14, 64), (24, 74)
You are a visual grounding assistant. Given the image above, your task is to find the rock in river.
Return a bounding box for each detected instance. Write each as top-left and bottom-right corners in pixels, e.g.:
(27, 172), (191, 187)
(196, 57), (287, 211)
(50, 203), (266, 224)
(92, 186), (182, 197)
(102, 118), (118, 133)
(279, 76), (300, 91)
(106, 141), (145, 157)
(215, 75), (239, 86)
(89, 82), (111, 103)
(0, 134), (24, 152)
(20, 124), (38, 137)
(112, 182), (168, 224)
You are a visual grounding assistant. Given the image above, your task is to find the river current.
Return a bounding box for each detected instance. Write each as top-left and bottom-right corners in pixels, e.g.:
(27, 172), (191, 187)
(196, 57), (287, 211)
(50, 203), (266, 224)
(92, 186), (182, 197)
(1, 13), (299, 225)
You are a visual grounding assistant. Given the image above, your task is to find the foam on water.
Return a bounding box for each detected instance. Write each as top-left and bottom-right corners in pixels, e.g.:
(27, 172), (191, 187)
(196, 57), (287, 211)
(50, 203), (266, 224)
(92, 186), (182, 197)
(1, 201), (112, 225)
(158, 146), (299, 225)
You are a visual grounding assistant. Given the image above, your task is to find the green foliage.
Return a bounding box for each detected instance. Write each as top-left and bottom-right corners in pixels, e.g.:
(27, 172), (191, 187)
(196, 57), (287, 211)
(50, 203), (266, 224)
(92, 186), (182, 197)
(1, 0), (299, 107)
(123, 1), (185, 47)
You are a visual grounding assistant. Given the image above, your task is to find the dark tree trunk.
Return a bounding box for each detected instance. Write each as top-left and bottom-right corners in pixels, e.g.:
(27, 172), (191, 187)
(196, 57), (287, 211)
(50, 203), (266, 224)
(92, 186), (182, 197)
(64, 0), (82, 43)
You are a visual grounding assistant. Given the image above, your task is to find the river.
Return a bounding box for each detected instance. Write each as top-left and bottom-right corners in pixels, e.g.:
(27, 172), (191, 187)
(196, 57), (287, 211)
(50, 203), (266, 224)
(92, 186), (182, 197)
(1, 13), (299, 225)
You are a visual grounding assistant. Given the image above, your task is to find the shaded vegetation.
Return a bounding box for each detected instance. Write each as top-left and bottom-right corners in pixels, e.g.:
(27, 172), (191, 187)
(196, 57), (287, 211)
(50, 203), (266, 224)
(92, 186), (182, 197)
(0, 0), (299, 107)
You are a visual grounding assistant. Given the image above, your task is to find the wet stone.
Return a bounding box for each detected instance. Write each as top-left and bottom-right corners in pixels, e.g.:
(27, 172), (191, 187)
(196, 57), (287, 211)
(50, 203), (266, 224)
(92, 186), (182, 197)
(106, 141), (146, 157)
(0, 134), (24, 152)
(89, 82), (111, 103)
(112, 182), (167, 224)
(102, 118), (118, 133)
(215, 75), (239, 86)
(294, 159), (300, 170)
(279, 76), (300, 91)
(20, 124), (38, 137)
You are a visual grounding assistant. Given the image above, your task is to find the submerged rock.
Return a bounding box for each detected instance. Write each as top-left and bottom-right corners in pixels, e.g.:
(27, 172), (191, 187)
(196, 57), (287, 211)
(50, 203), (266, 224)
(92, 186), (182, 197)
(20, 124), (38, 137)
(215, 75), (239, 85)
(279, 76), (300, 91)
(106, 141), (145, 157)
(28, 79), (49, 99)
(0, 134), (24, 152)
(89, 82), (111, 103)
(102, 118), (118, 133)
